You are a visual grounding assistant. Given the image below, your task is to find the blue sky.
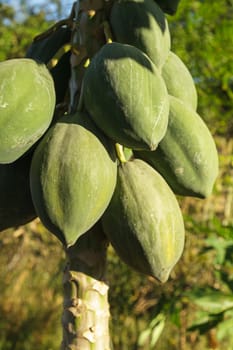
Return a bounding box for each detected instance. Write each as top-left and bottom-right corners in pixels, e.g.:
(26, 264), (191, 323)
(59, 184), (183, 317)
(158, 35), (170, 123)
(5, 0), (73, 20)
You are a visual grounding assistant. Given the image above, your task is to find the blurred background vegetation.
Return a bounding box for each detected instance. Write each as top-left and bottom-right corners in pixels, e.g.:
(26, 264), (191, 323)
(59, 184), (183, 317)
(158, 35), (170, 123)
(0, 0), (233, 349)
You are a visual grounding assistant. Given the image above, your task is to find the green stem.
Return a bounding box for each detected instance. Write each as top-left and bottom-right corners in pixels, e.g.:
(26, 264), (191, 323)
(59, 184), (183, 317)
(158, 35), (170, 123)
(103, 20), (113, 43)
(115, 143), (127, 163)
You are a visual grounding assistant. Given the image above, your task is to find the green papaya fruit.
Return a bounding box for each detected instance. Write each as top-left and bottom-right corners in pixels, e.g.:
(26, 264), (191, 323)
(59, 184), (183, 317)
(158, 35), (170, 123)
(26, 26), (71, 106)
(162, 51), (198, 110)
(26, 26), (71, 64)
(50, 50), (71, 104)
(110, 0), (171, 68)
(30, 111), (117, 247)
(102, 158), (185, 283)
(0, 58), (55, 164)
(83, 42), (169, 150)
(135, 96), (219, 198)
(155, 0), (181, 15)
(0, 153), (36, 232)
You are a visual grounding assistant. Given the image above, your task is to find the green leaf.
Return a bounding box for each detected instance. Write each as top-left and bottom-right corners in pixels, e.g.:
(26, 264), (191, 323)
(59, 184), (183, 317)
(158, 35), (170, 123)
(138, 329), (151, 347)
(138, 313), (166, 348)
(217, 316), (233, 341)
(150, 317), (165, 347)
(188, 289), (233, 314)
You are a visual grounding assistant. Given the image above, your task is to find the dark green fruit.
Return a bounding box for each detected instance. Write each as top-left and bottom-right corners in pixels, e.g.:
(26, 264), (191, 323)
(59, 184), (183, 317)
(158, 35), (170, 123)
(102, 158), (185, 283)
(135, 96), (219, 198)
(30, 111), (117, 247)
(155, 0), (181, 15)
(162, 51), (198, 110)
(0, 58), (55, 164)
(50, 50), (71, 104)
(0, 153), (36, 232)
(83, 42), (169, 150)
(110, 0), (170, 68)
(26, 26), (71, 64)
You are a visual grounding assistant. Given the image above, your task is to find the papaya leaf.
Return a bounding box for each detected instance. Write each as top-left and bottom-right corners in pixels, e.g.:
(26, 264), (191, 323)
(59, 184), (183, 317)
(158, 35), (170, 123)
(204, 234), (233, 265)
(188, 312), (222, 334)
(188, 309), (215, 329)
(215, 309), (233, 341)
(187, 288), (233, 315)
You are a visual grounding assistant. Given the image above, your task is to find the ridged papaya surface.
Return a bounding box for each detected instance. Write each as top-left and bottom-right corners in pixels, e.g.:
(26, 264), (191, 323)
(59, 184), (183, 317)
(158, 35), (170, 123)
(155, 0), (181, 15)
(162, 51), (198, 110)
(0, 153), (36, 232)
(0, 58), (55, 164)
(135, 96), (219, 198)
(30, 111), (117, 247)
(83, 42), (169, 150)
(110, 0), (171, 68)
(102, 159), (185, 283)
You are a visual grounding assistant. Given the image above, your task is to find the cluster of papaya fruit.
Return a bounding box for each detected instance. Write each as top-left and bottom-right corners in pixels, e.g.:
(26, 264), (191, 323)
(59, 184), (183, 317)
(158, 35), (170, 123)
(0, 0), (218, 283)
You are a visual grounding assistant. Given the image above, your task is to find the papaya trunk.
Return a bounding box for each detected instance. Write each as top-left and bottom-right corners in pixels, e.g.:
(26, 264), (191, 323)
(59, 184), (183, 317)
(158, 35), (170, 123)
(60, 225), (112, 350)
(60, 3), (113, 349)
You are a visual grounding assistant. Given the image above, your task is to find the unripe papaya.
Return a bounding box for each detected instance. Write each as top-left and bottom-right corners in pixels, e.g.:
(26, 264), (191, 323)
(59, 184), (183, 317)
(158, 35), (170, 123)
(162, 51), (198, 110)
(83, 42), (169, 150)
(0, 58), (55, 164)
(135, 96), (219, 198)
(0, 153), (36, 232)
(50, 50), (71, 105)
(30, 111), (117, 247)
(26, 26), (71, 64)
(155, 0), (181, 15)
(102, 159), (185, 283)
(110, 0), (171, 68)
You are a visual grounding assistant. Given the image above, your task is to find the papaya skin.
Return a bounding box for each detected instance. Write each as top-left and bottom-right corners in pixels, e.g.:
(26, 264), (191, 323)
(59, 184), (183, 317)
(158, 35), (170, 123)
(162, 51), (198, 110)
(83, 42), (169, 151)
(135, 96), (219, 198)
(110, 0), (171, 68)
(0, 58), (55, 164)
(30, 111), (117, 247)
(102, 159), (185, 283)
(0, 153), (36, 232)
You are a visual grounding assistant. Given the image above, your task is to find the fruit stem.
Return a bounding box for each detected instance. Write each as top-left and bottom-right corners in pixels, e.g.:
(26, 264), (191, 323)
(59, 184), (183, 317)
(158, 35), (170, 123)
(115, 143), (127, 163)
(76, 59), (90, 112)
(103, 21), (113, 44)
(47, 44), (72, 70)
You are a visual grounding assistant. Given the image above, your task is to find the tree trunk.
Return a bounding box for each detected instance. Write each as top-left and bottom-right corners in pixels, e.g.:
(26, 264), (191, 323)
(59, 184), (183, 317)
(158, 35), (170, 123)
(60, 222), (112, 350)
(60, 2), (114, 348)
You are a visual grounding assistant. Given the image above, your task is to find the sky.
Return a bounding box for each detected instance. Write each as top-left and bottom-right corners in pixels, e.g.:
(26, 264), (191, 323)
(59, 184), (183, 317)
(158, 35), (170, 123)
(5, 0), (73, 20)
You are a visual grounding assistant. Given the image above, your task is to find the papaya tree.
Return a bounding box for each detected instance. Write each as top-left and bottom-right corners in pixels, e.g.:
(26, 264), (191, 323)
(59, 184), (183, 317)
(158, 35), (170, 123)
(0, 0), (219, 349)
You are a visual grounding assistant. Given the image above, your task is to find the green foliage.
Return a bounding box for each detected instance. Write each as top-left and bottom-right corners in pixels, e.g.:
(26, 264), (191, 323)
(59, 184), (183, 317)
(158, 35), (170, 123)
(0, 221), (65, 350)
(0, 3), (54, 61)
(168, 0), (233, 135)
